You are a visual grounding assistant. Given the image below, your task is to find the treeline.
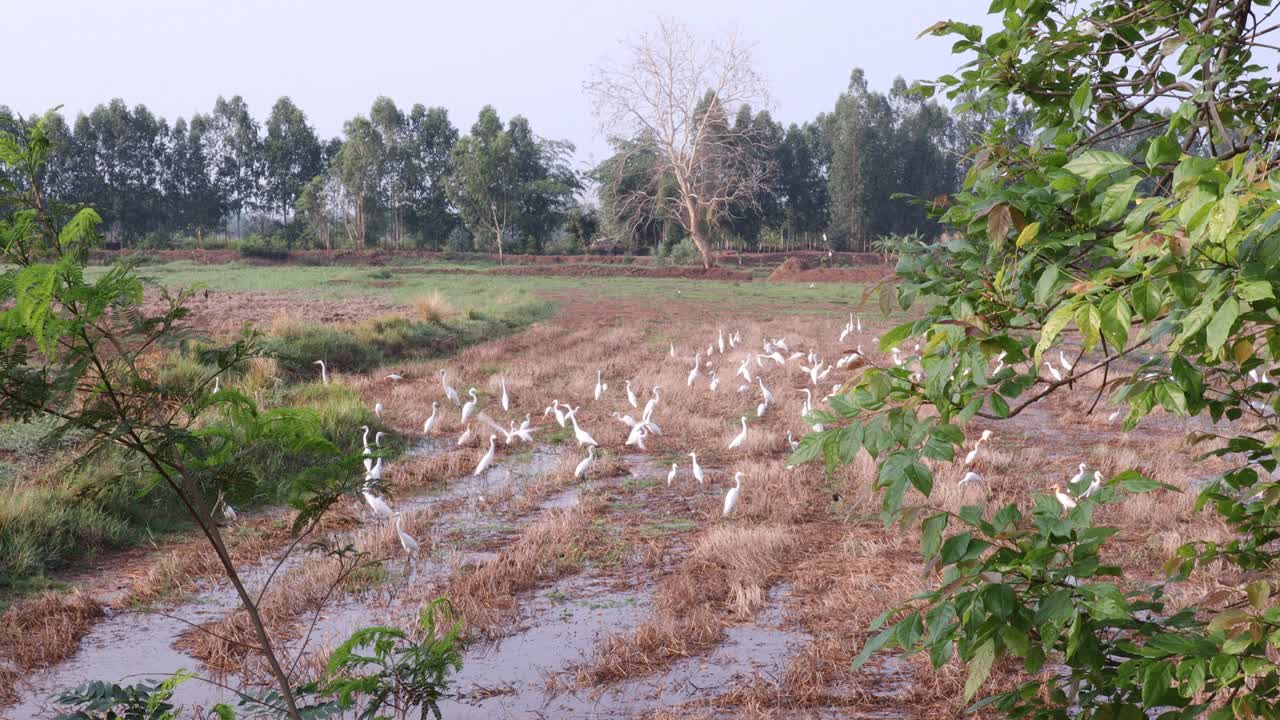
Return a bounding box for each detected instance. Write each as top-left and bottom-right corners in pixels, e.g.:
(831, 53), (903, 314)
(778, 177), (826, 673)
(1, 68), (1018, 254)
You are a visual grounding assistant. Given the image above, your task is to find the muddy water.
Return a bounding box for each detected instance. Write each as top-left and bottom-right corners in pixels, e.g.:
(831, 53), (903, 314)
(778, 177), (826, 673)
(3, 441), (563, 719)
(436, 583), (810, 719)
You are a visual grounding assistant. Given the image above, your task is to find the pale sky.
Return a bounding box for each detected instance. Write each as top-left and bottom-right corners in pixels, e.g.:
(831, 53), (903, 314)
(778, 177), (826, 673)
(7, 0), (991, 168)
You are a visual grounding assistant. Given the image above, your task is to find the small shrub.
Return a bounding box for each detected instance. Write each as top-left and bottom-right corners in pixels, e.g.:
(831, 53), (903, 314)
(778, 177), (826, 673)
(237, 234), (290, 261)
(667, 238), (701, 265)
(413, 291), (455, 323)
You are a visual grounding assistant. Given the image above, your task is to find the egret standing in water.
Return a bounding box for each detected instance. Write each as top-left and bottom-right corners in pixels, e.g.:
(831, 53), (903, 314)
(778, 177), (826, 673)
(723, 472), (743, 516)
(575, 446), (595, 479)
(393, 513), (419, 559)
(474, 435), (497, 476)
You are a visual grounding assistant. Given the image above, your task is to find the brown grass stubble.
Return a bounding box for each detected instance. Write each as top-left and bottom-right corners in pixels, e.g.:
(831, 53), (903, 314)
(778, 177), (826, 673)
(0, 590), (103, 702)
(403, 301), (1243, 715)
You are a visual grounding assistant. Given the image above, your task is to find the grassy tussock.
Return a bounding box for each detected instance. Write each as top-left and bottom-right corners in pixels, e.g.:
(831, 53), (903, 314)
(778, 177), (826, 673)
(0, 590), (102, 671)
(413, 291), (455, 323)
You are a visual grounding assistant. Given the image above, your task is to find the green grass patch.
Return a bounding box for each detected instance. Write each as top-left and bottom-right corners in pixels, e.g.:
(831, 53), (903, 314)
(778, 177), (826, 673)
(638, 518), (699, 537)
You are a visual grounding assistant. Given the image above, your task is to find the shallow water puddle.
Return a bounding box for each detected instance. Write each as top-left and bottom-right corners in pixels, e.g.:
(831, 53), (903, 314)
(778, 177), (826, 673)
(5, 441), (568, 718)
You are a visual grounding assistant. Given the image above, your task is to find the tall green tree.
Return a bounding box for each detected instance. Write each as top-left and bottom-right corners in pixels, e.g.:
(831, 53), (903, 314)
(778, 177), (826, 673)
(199, 95), (263, 236)
(262, 97), (321, 233)
(332, 116), (384, 247)
(404, 104), (459, 249)
(447, 106), (576, 261)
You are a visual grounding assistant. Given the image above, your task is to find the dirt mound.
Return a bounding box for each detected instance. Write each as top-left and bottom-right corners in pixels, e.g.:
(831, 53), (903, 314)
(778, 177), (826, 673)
(767, 257), (811, 281)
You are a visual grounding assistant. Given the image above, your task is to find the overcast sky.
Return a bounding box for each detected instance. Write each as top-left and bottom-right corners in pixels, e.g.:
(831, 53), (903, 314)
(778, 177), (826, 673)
(7, 0), (991, 167)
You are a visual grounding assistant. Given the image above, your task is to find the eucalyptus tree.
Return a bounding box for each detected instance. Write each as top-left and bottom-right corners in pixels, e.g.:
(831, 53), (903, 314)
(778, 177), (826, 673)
(800, 0), (1280, 715)
(263, 96), (322, 232)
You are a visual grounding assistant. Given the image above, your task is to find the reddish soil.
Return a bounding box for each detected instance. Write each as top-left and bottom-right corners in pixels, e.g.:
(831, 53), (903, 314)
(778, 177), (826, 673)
(767, 255), (895, 283)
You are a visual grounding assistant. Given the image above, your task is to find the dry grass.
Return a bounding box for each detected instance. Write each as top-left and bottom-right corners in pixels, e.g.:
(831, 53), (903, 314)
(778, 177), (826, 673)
(0, 590), (102, 671)
(579, 525), (796, 684)
(413, 291), (455, 323)
(443, 494), (607, 635)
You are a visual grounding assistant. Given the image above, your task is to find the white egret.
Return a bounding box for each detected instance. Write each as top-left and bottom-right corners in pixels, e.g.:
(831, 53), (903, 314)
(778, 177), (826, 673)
(756, 399), (768, 418)
(1044, 362), (1064, 382)
(457, 425), (473, 446)
(1052, 484), (1077, 511)
(386, 373), (404, 382)
(1081, 471), (1103, 498)
(718, 328), (726, 354)
(313, 360), (329, 385)
(596, 371), (609, 400)
(669, 343), (676, 358)
(723, 472), (743, 516)
(545, 400), (568, 428)
(625, 423), (647, 448)
(787, 431), (799, 451)
(440, 369), (461, 405)
(626, 381), (638, 408)
(707, 343), (714, 357)
(757, 377), (774, 405)
(575, 446), (596, 478)
(641, 387), (661, 421)
(393, 512), (419, 557)
(1107, 409), (1122, 423)
(737, 384), (751, 393)
(500, 377), (510, 411)
(856, 316), (862, 332)
(689, 451), (705, 483)
(667, 463), (678, 485)
(422, 402), (439, 434)
(362, 490), (393, 521)
(728, 417), (748, 449)
(687, 353), (702, 386)
(1068, 462), (1088, 487)
(374, 401), (384, 418)
(473, 435), (497, 475)
(709, 371), (720, 392)
(1059, 350), (1075, 373)
(737, 358), (753, 383)
(612, 411), (640, 428)
(222, 502), (238, 523)
(212, 376), (221, 394)
(959, 471), (983, 486)
(365, 457), (384, 484)
(461, 388), (478, 422)
(568, 409), (598, 447)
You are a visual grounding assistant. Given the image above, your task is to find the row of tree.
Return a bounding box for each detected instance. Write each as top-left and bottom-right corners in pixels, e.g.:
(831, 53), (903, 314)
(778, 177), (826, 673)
(0, 97), (580, 253)
(2, 69), (1010, 256)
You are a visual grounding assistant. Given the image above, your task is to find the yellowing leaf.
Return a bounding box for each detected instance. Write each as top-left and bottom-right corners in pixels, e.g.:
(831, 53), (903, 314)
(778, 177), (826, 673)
(964, 640), (995, 701)
(987, 204), (1012, 249)
(1015, 221), (1041, 248)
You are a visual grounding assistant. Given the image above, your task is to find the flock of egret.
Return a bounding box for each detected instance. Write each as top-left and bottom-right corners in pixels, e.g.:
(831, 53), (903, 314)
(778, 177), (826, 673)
(317, 310), (1123, 558)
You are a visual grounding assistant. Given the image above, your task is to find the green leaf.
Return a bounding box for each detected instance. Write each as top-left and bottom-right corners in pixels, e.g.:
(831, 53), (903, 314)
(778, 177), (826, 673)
(1036, 303), (1075, 363)
(1099, 293), (1132, 351)
(1070, 81), (1093, 120)
(964, 639), (995, 701)
(787, 432), (824, 466)
(1064, 150), (1133, 180)
(1100, 176), (1141, 223)
(14, 264), (59, 357)
(852, 625), (896, 670)
(1142, 660), (1173, 708)
(1236, 280), (1274, 303)
(1034, 265), (1060, 305)
(1205, 296), (1239, 354)
(984, 584), (1016, 619)
(1145, 135), (1180, 168)
(1132, 280), (1163, 321)
(921, 513), (948, 559)
(878, 321), (915, 352)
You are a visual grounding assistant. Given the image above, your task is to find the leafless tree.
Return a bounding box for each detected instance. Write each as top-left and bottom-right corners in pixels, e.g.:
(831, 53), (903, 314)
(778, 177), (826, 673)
(586, 18), (771, 268)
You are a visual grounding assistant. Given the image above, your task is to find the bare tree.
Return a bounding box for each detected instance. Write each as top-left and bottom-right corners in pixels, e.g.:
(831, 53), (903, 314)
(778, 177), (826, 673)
(586, 18), (771, 269)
